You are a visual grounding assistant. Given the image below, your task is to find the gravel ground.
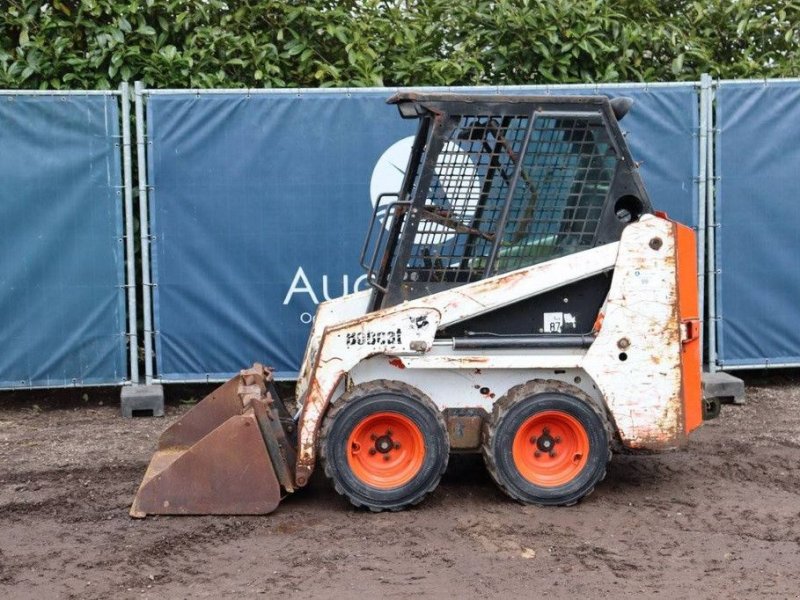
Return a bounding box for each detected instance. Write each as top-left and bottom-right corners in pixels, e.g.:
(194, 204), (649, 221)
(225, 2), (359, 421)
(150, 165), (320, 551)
(1, 374), (799, 599)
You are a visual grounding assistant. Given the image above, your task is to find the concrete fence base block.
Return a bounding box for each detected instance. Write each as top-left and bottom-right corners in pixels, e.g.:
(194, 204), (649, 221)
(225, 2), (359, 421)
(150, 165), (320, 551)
(702, 371), (746, 405)
(121, 384), (165, 418)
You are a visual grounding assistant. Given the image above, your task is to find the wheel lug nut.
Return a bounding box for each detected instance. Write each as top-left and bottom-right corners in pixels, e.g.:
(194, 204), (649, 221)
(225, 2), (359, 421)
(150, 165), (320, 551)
(370, 433), (377, 441)
(383, 455), (390, 461)
(549, 451), (556, 458)
(542, 427), (550, 435)
(369, 448), (376, 455)
(394, 443), (401, 449)
(554, 436), (561, 444)
(529, 436), (537, 444)
(534, 451), (541, 458)
(386, 430), (393, 436)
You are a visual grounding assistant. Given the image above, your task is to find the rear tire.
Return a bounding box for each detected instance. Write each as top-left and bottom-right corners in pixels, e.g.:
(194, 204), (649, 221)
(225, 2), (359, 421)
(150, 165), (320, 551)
(483, 381), (610, 506)
(320, 380), (448, 512)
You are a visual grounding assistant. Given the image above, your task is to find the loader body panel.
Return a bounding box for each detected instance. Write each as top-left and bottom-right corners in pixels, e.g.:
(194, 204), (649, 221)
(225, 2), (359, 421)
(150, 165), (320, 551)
(295, 289), (371, 404)
(583, 215), (687, 448)
(342, 215), (700, 452)
(348, 360), (600, 414)
(294, 239), (621, 483)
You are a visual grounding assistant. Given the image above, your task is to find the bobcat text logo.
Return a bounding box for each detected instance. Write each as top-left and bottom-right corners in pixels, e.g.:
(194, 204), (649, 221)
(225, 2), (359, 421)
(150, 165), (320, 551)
(346, 329), (403, 347)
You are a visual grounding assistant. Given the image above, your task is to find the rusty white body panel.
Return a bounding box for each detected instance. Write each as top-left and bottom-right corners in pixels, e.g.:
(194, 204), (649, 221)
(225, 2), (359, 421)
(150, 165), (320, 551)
(395, 347), (585, 371)
(348, 359), (601, 413)
(292, 239), (619, 484)
(582, 216), (683, 448)
(293, 245), (617, 402)
(291, 215), (686, 485)
(295, 288), (371, 409)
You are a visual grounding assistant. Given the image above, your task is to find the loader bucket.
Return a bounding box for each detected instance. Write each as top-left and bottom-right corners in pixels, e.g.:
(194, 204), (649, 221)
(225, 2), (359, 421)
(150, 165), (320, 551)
(130, 364), (296, 517)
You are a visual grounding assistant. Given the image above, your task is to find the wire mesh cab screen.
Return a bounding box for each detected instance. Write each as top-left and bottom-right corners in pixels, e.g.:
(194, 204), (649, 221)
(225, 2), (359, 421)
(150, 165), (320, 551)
(411, 112), (616, 277)
(363, 95), (649, 308)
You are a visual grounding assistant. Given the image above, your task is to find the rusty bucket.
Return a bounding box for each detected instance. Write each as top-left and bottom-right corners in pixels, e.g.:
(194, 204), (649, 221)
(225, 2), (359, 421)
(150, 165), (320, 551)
(130, 364), (295, 517)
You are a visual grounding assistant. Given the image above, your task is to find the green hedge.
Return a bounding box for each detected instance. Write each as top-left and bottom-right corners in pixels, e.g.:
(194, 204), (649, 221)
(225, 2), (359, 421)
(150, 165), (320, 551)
(2, 0), (799, 89)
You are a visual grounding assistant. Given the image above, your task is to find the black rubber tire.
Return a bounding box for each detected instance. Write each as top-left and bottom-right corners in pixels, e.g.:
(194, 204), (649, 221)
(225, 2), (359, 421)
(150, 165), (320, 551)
(483, 380), (610, 507)
(703, 396), (721, 420)
(319, 380), (449, 512)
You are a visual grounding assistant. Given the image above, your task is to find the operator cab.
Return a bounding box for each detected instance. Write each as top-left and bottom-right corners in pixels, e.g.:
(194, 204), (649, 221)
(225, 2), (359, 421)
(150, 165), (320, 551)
(360, 93), (653, 315)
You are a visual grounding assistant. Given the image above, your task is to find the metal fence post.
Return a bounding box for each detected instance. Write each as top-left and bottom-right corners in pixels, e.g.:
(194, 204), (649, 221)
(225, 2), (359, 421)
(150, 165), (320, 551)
(134, 81), (155, 385)
(706, 78), (718, 372)
(120, 82), (139, 384)
(697, 75), (710, 366)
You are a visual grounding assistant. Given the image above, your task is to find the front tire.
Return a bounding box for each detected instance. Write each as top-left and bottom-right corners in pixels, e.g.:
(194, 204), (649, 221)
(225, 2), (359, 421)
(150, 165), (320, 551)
(483, 381), (610, 506)
(320, 380), (448, 512)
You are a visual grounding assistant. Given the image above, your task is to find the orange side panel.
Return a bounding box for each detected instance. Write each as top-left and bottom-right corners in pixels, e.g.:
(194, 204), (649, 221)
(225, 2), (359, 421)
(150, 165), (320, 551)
(674, 222), (703, 434)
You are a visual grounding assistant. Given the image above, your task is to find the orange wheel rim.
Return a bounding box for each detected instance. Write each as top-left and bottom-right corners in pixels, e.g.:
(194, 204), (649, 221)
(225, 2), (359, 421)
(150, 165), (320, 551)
(346, 411), (426, 489)
(512, 410), (590, 487)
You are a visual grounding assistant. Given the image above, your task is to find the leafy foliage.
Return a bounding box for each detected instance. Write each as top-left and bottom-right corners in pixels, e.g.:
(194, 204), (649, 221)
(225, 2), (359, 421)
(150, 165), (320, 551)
(1, 0), (799, 89)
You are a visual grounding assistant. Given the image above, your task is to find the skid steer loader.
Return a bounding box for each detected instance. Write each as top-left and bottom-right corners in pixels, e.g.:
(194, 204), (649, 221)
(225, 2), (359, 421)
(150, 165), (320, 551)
(131, 92), (704, 517)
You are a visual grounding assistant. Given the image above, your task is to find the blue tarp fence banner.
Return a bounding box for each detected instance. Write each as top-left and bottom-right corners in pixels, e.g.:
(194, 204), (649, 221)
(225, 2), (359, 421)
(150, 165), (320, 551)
(146, 84), (699, 381)
(714, 80), (800, 368)
(8, 80), (800, 386)
(0, 93), (127, 388)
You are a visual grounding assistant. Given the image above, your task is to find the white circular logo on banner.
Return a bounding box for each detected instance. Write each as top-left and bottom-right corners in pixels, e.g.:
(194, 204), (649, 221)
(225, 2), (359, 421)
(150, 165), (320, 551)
(370, 136), (481, 244)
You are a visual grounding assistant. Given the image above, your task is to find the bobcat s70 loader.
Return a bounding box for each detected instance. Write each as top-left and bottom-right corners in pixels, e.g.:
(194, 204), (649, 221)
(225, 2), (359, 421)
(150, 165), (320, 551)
(131, 92), (703, 516)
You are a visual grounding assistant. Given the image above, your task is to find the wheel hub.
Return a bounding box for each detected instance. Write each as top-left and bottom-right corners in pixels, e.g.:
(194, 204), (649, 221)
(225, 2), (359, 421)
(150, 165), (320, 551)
(533, 427), (560, 454)
(375, 434), (394, 454)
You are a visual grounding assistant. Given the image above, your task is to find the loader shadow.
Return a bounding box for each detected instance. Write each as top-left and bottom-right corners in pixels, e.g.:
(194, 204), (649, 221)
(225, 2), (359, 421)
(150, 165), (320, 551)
(0, 386), (120, 410)
(434, 452), (679, 507)
(280, 454), (502, 513)
(274, 451), (680, 514)
(441, 454), (495, 487)
(434, 454), (504, 505)
(440, 454), (674, 493)
(590, 453), (682, 502)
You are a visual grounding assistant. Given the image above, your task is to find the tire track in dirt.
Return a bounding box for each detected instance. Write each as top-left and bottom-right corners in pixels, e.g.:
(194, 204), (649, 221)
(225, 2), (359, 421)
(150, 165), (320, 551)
(1, 465), (144, 523)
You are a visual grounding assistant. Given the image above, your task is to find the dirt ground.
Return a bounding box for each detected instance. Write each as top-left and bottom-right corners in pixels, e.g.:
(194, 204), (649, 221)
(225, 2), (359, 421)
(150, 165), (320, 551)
(1, 375), (799, 599)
